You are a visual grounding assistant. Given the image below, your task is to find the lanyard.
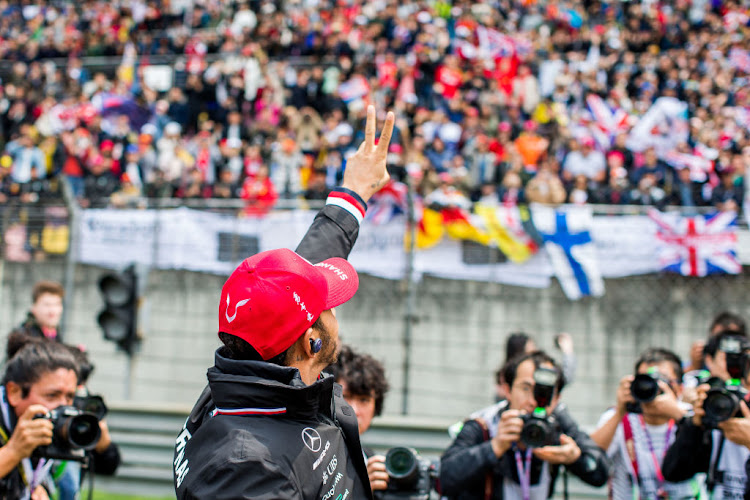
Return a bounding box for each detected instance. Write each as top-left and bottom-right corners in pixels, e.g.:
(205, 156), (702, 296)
(637, 415), (674, 487)
(514, 447), (533, 500)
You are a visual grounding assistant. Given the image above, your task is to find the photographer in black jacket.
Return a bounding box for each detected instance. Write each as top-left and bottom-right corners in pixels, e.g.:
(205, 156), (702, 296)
(0, 339), (80, 499)
(440, 351), (610, 500)
(174, 106), (395, 500)
(663, 330), (750, 499)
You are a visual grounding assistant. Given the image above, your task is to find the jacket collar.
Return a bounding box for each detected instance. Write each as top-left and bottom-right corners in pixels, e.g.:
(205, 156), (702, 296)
(208, 348), (335, 420)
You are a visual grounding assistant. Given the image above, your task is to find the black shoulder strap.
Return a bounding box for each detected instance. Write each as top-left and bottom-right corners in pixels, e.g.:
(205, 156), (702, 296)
(473, 417), (494, 500)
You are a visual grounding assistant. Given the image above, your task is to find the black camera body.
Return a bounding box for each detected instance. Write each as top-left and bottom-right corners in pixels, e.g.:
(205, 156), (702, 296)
(34, 406), (101, 461)
(626, 368), (670, 414)
(521, 409), (560, 448)
(704, 380), (748, 428)
(520, 367), (560, 448)
(73, 394), (108, 420)
(377, 447), (438, 500)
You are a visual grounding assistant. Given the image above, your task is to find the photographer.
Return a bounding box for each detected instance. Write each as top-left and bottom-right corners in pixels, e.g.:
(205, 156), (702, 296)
(590, 348), (697, 499)
(10, 281), (65, 341)
(440, 351), (610, 500)
(5, 334), (120, 499)
(663, 331), (750, 499)
(0, 339), (80, 499)
(329, 345), (391, 493)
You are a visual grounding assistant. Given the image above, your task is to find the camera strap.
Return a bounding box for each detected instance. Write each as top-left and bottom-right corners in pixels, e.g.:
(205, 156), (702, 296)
(513, 447), (533, 500)
(473, 418), (494, 500)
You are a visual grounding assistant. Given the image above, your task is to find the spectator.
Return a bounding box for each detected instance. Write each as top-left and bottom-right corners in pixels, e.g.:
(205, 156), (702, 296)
(10, 281), (64, 341)
(563, 138), (606, 187)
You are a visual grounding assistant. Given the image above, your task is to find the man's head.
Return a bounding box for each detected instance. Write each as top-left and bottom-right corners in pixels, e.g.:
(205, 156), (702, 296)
(633, 348), (683, 416)
(2, 339), (79, 418)
(329, 345), (389, 434)
(217, 249), (359, 383)
(30, 281), (64, 330)
(502, 351), (564, 414)
(709, 311), (746, 337)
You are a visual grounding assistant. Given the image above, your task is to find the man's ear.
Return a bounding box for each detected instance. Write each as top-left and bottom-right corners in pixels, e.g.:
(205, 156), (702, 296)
(6, 382), (23, 407)
(300, 327), (316, 358)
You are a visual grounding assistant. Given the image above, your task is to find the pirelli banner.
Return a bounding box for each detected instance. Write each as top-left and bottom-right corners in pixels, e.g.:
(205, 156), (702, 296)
(77, 207), (750, 300)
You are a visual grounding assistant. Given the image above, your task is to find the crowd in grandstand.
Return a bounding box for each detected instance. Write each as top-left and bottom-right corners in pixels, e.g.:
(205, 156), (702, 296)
(0, 0), (748, 216)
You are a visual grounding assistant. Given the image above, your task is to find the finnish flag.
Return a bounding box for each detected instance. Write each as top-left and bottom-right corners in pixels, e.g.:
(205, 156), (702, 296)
(533, 206), (605, 300)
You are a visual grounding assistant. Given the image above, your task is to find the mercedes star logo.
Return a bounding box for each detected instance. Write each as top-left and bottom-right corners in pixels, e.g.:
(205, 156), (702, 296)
(301, 427), (322, 452)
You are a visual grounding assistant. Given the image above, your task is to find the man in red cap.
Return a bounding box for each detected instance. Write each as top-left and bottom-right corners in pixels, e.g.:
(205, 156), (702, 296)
(174, 106), (394, 500)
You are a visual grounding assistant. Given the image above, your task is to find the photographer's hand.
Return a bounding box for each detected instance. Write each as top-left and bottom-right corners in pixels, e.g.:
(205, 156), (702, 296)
(692, 384), (709, 427)
(532, 434), (581, 465)
(94, 419), (112, 453)
(30, 485), (49, 500)
(491, 410), (523, 458)
(643, 380), (685, 421)
(615, 375), (635, 417)
(718, 401), (750, 449)
(6, 404), (53, 460)
(366, 455), (389, 491)
(341, 105), (396, 203)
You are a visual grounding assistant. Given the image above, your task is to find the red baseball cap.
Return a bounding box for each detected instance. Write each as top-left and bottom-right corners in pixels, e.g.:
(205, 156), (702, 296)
(218, 249), (359, 360)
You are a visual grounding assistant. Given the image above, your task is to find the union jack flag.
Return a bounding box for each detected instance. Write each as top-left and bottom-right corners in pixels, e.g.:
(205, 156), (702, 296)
(729, 47), (750, 74)
(366, 181), (408, 225)
(648, 209), (741, 277)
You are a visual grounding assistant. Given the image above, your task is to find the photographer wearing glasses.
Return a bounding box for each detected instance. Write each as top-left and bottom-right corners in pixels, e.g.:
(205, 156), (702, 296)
(440, 351), (610, 500)
(0, 339), (80, 500)
(590, 348), (697, 499)
(663, 331), (750, 499)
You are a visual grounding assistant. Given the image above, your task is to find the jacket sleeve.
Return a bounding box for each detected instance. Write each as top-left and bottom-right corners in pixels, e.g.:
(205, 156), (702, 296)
(555, 404), (611, 487)
(662, 418), (712, 482)
(439, 419), (502, 496)
(92, 442), (121, 476)
(294, 189), (365, 263)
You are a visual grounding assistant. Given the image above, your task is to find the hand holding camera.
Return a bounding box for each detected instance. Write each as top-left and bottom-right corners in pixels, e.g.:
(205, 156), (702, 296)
(368, 454), (389, 491)
(532, 434), (581, 465)
(492, 410), (523, 457)
(642, 379), (685, 421)
(717, 401), (750, 449)
(615, 375), (635, 416)
(7, 404), (53, 460)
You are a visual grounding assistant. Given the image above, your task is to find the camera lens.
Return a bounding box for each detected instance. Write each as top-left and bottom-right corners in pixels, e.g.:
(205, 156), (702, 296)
(64, 414), (101, 450)
(704, 390), (739, 424)
(385, 447), (418, 483)
(521, 421), (549, 448)
(630, 374), (659, 402)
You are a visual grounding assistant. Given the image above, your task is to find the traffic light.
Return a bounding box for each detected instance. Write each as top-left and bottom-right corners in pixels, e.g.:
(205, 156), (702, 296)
(97, 265), (139, 355)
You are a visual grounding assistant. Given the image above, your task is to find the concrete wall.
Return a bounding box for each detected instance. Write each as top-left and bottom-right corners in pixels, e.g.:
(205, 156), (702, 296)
(1, 259), (748, 429)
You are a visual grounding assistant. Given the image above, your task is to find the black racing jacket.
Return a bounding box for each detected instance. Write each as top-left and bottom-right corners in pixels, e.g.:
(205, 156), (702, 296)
(440, 402), (611, 500)
(174, 197), (369, 499)
(174, 351), (372, 500)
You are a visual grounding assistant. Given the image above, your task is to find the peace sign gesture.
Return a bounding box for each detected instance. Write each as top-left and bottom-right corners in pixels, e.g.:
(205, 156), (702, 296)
(342, 105), (396, 202)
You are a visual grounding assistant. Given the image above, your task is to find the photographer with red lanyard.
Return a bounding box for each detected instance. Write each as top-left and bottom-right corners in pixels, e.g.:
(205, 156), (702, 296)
(591, 348), (698, 500)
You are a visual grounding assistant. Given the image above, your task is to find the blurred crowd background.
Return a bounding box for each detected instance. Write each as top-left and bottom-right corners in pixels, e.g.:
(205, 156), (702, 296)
(0, 0), (748, 217)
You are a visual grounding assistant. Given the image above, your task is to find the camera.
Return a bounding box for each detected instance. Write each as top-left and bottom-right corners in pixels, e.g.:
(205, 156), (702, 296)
(74, 394), (108, 420)
(377, 447), (438, 500)
(702, 336), (750, 428)
(520, 367), (560, 448)
(34, 406), (102, 461)
(625, 367), (670, 414)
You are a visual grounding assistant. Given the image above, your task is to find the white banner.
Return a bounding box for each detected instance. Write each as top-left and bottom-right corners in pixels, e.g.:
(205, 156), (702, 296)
(77, 208), (747, 289)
